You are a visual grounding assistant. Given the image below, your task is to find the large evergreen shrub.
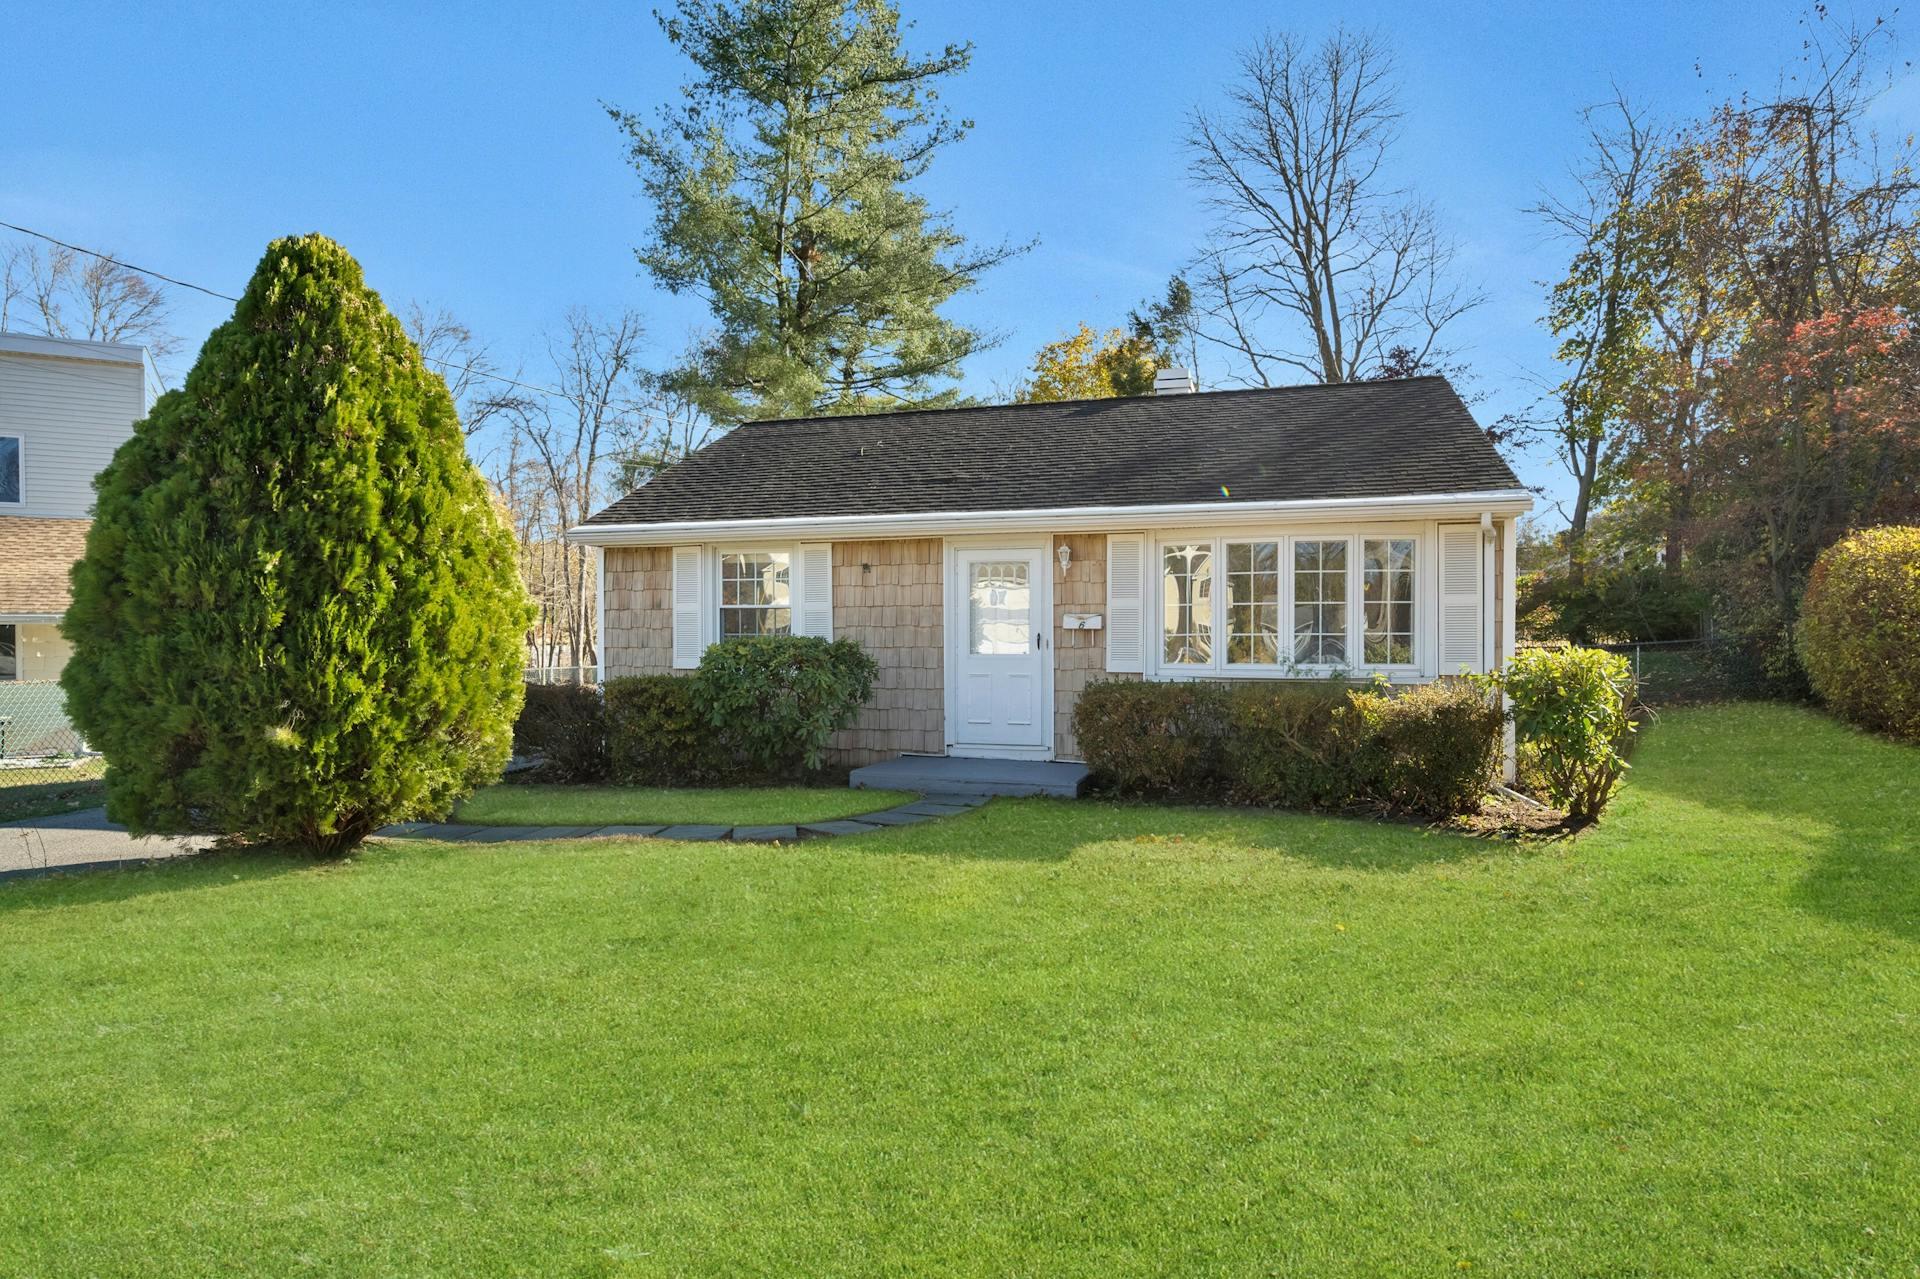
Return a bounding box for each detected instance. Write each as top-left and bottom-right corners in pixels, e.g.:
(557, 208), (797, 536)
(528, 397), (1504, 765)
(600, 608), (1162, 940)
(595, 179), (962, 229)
(61, 234), (533, 853)
(1496, 647), (1636, 822)
(1798, 526), (1920, 741)
(693, 636), (878, 775)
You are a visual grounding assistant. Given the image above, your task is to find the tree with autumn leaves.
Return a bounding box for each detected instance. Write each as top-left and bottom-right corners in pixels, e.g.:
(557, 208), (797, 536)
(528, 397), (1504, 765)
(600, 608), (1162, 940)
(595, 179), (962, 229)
(1530, 19), (1920, 687)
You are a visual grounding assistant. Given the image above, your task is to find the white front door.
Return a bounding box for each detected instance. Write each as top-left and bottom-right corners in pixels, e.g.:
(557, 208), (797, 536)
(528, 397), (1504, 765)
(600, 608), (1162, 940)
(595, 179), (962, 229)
(950, 547), (1050, 755)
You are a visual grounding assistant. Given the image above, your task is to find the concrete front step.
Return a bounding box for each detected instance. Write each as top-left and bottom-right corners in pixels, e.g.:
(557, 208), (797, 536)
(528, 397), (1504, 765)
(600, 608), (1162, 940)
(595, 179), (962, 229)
(849, 755), (1090, 799)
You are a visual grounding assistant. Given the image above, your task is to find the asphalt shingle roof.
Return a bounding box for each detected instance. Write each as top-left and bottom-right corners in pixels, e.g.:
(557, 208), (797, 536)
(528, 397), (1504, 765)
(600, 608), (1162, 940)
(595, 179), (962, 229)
(0, 516), (89, 615)
(583, 377), (1522, 527)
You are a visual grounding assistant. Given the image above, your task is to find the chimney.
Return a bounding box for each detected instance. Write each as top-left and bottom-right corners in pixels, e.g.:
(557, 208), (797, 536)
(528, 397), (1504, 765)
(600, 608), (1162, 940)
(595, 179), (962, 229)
(1153, 366), (1196, 395)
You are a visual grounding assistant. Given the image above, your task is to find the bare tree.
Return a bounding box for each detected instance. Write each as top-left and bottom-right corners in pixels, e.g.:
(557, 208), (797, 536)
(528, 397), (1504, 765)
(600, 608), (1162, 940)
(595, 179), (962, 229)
(403, 302), (528, 443)
(0, 239), (177, 356)
(1185, 28), (1480, 385)
(510, 309), (652, 673)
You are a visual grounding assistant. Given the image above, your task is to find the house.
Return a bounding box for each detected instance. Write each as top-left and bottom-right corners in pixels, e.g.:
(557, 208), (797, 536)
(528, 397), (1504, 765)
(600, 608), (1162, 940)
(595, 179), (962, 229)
(569, 373), (1531, 772)
(0, 332), (160, 685)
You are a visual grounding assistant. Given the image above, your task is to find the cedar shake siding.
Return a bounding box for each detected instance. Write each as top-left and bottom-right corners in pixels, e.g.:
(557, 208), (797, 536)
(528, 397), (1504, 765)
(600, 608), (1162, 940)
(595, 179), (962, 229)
(601, 546), (675, 678)
(1051, 533), (1135, 760)
(828, 538), (943, 767)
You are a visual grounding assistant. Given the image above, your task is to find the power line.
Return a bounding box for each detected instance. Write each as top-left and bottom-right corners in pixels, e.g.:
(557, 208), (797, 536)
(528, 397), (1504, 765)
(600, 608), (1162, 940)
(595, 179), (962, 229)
(0, 218), (584, 408)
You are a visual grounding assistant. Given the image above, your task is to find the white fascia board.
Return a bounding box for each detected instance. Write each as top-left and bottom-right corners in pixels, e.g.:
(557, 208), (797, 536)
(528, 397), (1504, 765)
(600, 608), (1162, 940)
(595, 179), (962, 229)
(0, 332), (148, 366)
(566, 489), (1537, 547)
(0, 613), (64, 624)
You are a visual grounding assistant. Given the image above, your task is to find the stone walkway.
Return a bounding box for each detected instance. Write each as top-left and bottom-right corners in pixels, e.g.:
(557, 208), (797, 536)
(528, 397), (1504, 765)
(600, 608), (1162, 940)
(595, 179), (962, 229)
(0, 791), (993, 880)
(376, 791), (988, 846)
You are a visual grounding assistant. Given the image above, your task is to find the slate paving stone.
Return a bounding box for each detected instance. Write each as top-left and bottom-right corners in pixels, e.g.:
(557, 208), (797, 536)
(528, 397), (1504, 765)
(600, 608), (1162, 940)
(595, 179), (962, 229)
(590, 825), (668, 838)
(897, 802), (977, 817)
(798, 820), (885, 837)
(377, 822), (433, 836)
(658, 824), (732, 842)
(464, 826), (537, 843)
(731, 824), (799, 843)
(417, 824), (486, 841)
(854, 809), (933, 827)
(517, 826), (605, 841)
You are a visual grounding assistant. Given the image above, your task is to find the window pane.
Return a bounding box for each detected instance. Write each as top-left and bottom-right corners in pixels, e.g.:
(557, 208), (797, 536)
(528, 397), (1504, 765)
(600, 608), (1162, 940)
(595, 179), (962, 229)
(1292, 539), (1348, 665)
(1161, 544), (1212, 665)
(0, 437), (18, 504)
(0, 623), (15, 681)
(1362, 538), (1416, 666)
(969, 560), (1031, 655)
(1224, 541), (1279, 664)
(718, 551), (791, 638)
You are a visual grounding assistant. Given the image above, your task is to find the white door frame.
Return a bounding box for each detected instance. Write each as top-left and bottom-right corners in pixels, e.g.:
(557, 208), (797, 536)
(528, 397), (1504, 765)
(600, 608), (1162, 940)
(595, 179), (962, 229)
(943, 535), (1055, 760)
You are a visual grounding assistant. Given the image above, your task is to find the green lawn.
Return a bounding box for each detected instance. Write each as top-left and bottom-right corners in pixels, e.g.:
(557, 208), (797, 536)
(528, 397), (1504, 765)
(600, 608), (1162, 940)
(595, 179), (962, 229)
(453, 782), (914, 826)
(0, 758), (107, 823)
(2, 703), (1916, 1276)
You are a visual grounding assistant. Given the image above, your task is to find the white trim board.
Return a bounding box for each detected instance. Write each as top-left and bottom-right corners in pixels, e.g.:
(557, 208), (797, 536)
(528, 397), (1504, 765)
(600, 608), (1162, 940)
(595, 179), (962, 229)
(568, 489), (1536, 547)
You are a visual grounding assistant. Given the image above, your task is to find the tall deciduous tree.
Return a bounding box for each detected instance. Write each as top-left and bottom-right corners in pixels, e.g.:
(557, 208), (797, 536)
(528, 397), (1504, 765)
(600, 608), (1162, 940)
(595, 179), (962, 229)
(1185, 28), (1480, 385)
(1017, 324), (1157, 403)
(62, 235), (533, 854)
(1, 239), (177, 357)
(608, 0), (1025, 423)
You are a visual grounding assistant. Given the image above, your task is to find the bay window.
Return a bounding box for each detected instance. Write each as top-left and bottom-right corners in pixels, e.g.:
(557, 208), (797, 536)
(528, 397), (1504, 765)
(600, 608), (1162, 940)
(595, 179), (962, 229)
(718, 550), (792, 637)
(1152, 531), (1423, 676)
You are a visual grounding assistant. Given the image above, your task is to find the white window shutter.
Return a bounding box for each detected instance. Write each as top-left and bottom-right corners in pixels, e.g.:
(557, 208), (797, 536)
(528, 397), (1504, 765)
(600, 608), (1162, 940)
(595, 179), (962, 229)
(796, 542), (833, 639)
(1106, 533), (1146, 673)
(1438, 526), (1484, 673)
(671, 545), (704, 669)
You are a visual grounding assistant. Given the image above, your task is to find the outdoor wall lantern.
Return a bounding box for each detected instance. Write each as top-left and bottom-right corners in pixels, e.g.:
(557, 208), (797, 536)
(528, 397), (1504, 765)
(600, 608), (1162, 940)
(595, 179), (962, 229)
(1057, 543), (1072, 573)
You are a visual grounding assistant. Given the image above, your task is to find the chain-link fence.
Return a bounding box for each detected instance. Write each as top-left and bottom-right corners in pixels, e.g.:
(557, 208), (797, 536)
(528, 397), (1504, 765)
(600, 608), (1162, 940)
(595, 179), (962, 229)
(526, 665), (597, 687)
(1520, 638), (1733, 706)
(0, 680), (105, 818)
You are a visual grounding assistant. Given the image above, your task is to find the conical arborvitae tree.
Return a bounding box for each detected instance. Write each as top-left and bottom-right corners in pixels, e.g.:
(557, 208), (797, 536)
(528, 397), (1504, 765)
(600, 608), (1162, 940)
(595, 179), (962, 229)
(62, 234), (534, 854)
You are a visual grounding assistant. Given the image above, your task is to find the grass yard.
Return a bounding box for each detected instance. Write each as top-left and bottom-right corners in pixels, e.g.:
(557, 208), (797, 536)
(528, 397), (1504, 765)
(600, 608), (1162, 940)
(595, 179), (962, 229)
(2, 703), (1916, 1275)
(0, 757), (107, 823)
(453, 782), (914, 826)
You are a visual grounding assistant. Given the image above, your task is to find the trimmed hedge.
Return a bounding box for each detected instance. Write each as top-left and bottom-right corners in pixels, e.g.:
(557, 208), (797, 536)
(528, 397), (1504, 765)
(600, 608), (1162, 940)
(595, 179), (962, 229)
(695, 636), (879, 774)
(513, 683), (607, 783)
(1073, 678), (1503, 818)
(604, 675), (735, 786)
(1799, 526), (1920, 742)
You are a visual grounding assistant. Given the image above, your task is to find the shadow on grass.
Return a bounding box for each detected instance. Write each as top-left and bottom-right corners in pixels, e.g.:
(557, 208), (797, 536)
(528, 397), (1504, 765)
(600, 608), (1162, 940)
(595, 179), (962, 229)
(0, 843), (348, 915)
(838, 794), (1517, 872)
(1624, 703), (1920, 943)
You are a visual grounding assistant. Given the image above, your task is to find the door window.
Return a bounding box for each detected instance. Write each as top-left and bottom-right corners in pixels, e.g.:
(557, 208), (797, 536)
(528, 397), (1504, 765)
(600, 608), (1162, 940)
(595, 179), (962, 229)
(968, 560), (1031, 655)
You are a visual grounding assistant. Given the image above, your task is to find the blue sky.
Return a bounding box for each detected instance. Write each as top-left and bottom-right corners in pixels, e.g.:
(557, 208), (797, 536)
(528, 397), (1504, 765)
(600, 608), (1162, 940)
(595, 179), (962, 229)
(6, 0), (1912, 520)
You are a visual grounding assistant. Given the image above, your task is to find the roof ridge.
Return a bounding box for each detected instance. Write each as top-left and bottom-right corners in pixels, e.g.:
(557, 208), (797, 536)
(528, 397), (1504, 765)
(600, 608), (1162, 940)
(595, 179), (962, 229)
(735, 376), (1452, 430)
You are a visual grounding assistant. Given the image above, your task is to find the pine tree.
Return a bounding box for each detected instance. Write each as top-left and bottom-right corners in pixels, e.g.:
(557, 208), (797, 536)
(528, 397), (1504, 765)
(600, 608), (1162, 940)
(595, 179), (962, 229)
(609, 0), (1025, 423)
(62, 235), (534, 854)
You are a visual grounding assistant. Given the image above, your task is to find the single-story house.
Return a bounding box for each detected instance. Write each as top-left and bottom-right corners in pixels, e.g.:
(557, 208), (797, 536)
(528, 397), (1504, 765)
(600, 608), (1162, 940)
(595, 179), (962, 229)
(568, 372), (1531, 772)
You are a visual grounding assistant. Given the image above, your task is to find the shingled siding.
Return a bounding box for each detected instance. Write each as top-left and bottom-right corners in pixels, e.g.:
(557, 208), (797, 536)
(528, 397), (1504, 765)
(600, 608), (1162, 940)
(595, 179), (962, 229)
(828, 538), (944, 767)
(601, 546), (675, 678)
(1052, 534), (1137, 759)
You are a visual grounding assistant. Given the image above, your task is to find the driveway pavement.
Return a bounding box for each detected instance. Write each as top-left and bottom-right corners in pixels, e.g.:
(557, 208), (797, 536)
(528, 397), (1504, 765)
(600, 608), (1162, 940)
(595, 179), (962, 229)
(0, 807), (214, 879)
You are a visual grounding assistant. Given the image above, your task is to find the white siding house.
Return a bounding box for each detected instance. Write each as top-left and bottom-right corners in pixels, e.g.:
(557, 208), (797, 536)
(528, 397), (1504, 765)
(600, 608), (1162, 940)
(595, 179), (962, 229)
(0, 332), (159, 685)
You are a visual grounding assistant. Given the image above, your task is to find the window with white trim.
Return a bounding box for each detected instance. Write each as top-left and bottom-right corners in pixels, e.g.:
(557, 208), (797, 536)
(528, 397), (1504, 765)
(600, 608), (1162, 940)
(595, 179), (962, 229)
(717, 550), (792, 637)
(1151, 530), (1424, 676)
(0, 435), (20, 505)
(1363, 538), (1417, 665)
(1292, 538), (1348, 665)
(0, 623), (16, 681)
(1160, 543), (1213, 665)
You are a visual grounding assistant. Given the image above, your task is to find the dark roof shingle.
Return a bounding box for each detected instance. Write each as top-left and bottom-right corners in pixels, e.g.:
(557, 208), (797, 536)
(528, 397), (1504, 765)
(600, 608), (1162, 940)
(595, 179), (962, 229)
(584, 377), (1521, 527)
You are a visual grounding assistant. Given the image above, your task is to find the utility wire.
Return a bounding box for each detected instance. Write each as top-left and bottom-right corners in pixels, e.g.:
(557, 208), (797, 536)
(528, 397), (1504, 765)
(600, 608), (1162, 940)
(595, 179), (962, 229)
(1, 218), (585, 408)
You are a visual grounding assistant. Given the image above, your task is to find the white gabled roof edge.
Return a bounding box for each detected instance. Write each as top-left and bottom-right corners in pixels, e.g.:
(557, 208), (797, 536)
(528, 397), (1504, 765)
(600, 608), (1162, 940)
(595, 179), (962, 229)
(566, 488), (1537, 546)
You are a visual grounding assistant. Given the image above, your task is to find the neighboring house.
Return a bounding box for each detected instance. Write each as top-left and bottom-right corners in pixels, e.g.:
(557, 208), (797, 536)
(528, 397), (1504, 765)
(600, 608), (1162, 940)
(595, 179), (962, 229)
(569, 373), (1532, 770)
(0, 332), (159, 684)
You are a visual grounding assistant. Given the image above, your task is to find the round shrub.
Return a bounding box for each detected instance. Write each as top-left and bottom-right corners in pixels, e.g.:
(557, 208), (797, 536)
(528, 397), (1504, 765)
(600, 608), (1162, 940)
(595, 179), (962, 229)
(1798, 526), (1920, 741)
(61, 235), (533, 853)
(1498, 646), (1636, 822)
(693, 636), (878, 775)
(1222, 682), (1363, 810)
